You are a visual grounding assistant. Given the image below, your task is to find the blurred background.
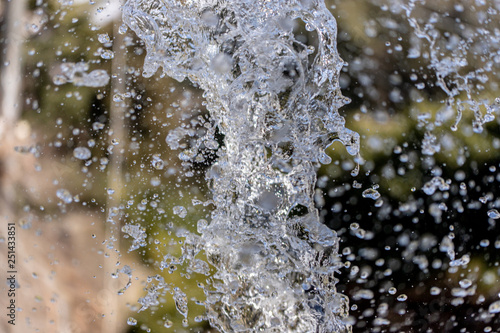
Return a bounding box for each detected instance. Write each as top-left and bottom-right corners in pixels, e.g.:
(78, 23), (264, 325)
(0, 0), (499, 332)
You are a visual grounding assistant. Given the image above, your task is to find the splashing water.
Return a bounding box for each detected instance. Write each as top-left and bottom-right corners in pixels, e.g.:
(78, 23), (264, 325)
(122, 0), (359, 331)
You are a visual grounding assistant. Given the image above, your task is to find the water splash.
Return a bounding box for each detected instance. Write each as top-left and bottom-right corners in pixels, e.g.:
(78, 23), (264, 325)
(122, 0), (359, 331)
(52, 62), (110, 87)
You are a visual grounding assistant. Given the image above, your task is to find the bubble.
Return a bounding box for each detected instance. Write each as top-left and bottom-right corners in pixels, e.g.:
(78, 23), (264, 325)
(396, 294), (408, 301)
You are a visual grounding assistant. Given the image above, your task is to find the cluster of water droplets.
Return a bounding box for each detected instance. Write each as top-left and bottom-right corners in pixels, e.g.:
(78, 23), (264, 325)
(122, 0), (359, 331)
(53, 61), (110, 87)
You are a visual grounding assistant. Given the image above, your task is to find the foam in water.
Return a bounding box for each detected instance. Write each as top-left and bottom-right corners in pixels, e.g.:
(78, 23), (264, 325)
(122, 0), (359, 331)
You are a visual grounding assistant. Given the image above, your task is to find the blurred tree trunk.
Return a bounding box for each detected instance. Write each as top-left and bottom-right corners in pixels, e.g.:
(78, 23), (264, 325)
(102, 10), (129, 333)
(1, 0), (26, 137)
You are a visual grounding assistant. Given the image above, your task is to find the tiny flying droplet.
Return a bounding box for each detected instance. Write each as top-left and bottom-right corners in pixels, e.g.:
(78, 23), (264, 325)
(487, 209), (500, 219)
(362, 188), (381, 200)
(73, 147), (91, 160)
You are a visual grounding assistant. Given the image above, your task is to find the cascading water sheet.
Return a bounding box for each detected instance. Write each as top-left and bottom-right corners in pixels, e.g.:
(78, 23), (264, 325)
(122, 0), (359, 331)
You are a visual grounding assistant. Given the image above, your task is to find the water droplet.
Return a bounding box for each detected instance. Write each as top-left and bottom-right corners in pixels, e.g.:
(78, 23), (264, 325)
(113, 93), (124, 102)
(151, 154), (165, 170)
(118, 24), (128, 34)
(353, 289), (374, 300)
(98, 33), (111, 44)
(101, 50), (115, 59)
(487, 209), (500, 219)
(56, 189), (73, 204)
(373, 318), (390, 326)
(480, 239), (490, 247)
(92, 122), (105, 131)
(362, 188), (381, 200)
(73, 147), (91, 160)
(430, 287), (442, 295)
(173, 206), (187, 218)
(197, 219), (208, 233)
(459, 281), (474, 293)
(488, 300), (500, 314)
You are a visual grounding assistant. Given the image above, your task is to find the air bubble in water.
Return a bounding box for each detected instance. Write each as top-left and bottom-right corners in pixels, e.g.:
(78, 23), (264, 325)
(127, 317), (137, 326)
